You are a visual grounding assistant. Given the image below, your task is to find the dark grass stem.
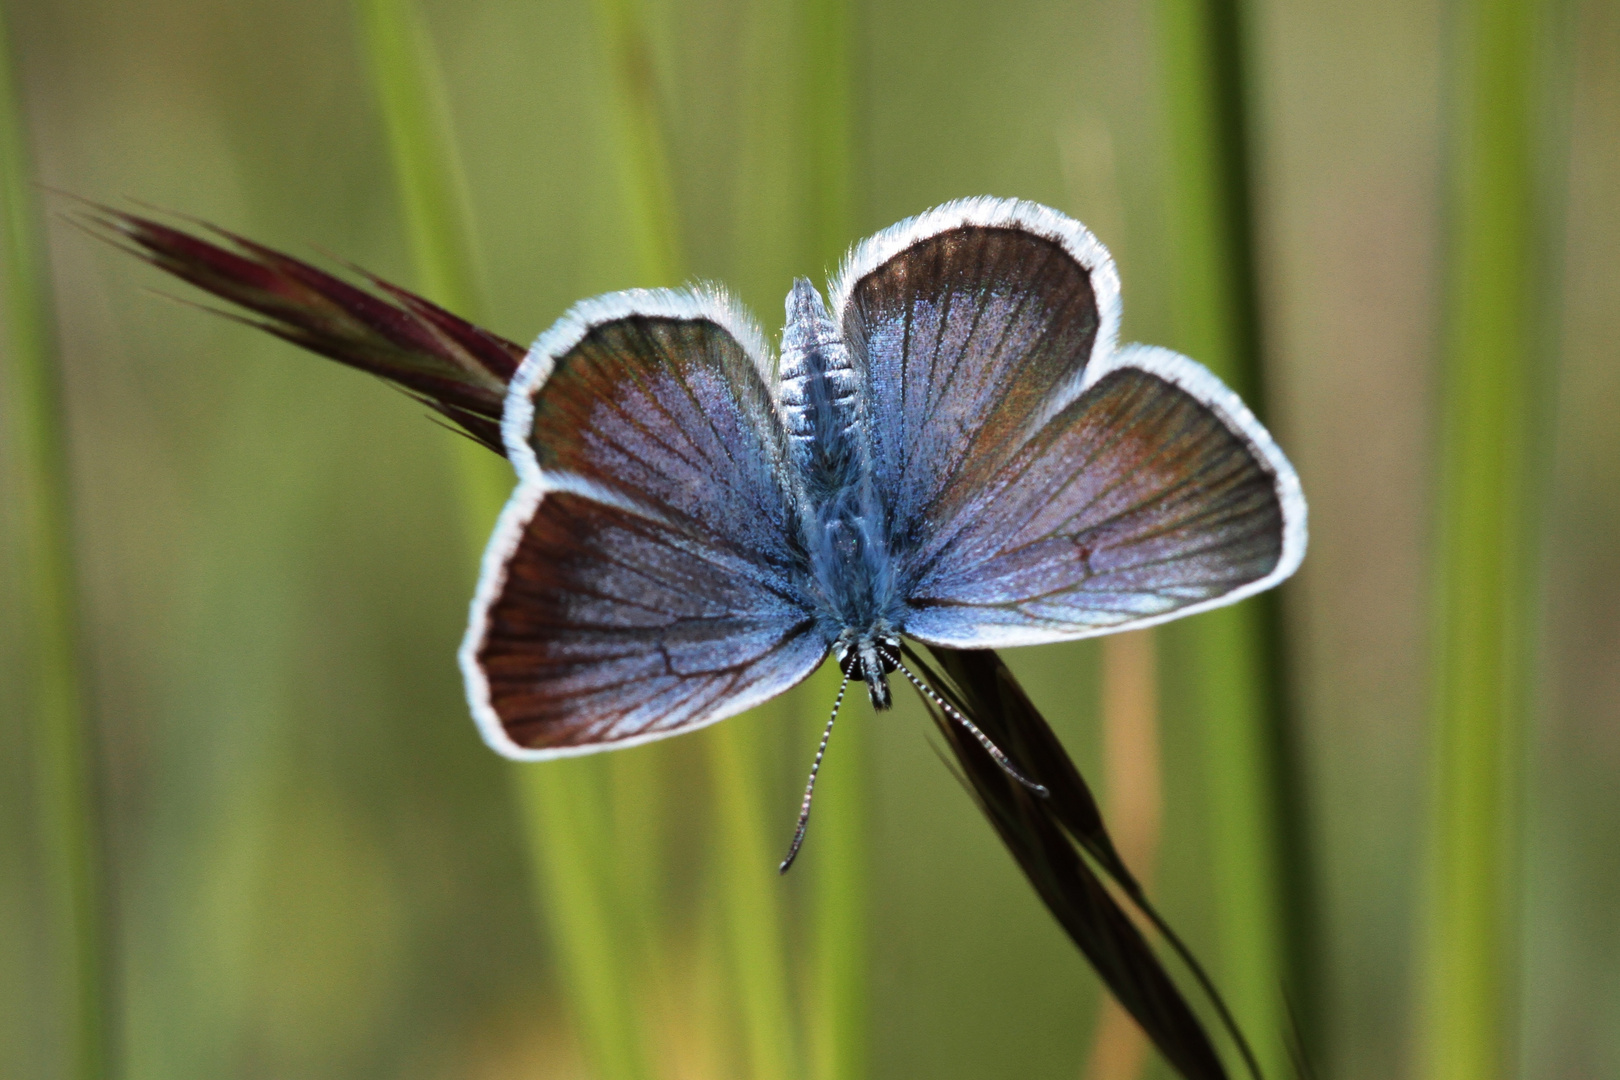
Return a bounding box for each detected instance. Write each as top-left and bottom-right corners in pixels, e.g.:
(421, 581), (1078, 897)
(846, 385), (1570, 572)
(908, 646), (1255, 1080)
(354, 6), (656, 1080)
(1157, 0), (1317, 1070)
(1420, 0), (1551, 1076)
(0, 5), (110, 1079)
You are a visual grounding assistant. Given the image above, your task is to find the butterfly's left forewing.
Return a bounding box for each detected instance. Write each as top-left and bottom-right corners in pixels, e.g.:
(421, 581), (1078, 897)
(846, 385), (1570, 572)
(461, 289), (826, 759)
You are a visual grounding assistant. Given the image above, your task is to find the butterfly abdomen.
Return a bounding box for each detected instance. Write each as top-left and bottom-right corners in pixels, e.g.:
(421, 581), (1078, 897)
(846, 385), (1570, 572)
(780, 278), (864, 498)
(780, 279), (903, 691)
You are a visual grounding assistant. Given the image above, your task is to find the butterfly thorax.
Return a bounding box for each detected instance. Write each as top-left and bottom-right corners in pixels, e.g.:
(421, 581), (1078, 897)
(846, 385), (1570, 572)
(780, 278), (901, 708)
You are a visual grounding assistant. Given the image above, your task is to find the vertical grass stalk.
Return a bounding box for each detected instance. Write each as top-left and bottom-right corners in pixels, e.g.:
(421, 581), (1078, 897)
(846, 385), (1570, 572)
(591, 0), (681, 286)
(801, 3), (865, 1079)
(354, 0), (505, 526)
(1420, 1), (1546, 1077)
(712, 724), (802, 1080)
(591, 2), (803, 1077)
(0, 6), (109, 1079)
(1155, 0), (1316, 1070)
(803, 0), (854, 275)
(354, 7), (655, 1080)
(516, 764), (658, 1080)
(1084, 630), (1163, 1080)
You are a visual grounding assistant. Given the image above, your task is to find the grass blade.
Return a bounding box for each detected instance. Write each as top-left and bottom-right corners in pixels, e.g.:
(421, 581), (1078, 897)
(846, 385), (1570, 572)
(712, 723), (803, 1080)
(1084, 630), (1164, 1080)
(591, 0), (681, 286)
(355, 0), (486, 322)
(579, 13), (683, 1065)
(1421, 0), (1550, 1076)
(515, 761), (658, 1080)
(353, 7), (657, 1080)
(0, 6), (109, 1078)
(802, 661), (865, 1080)
(354, 0), (508, 525)
(590, 3), (803, 1078)
(804, 0), (854, 274)
(1156, 0), (1317, 1067)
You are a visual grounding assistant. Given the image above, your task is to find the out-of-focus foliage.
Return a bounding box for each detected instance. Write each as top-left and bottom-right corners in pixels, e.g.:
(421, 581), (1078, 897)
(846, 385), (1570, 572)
(0, 1), (1613, 1079)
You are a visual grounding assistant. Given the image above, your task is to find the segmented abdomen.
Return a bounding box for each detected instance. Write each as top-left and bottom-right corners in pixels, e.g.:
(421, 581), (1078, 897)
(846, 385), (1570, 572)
(779, 278), (863, 481)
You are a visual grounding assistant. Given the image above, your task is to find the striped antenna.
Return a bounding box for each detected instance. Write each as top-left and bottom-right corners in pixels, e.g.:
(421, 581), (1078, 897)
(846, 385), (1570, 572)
(889, 652), (1049, 798)
(779, 672), (852, 874)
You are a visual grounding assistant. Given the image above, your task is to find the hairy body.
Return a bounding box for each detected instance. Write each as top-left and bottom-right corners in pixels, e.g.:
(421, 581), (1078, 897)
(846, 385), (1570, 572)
(778, 279), (901, 706)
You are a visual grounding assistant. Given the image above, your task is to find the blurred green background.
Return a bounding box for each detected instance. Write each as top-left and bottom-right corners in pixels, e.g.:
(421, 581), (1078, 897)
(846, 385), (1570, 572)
(1, 0), (1616, 1079)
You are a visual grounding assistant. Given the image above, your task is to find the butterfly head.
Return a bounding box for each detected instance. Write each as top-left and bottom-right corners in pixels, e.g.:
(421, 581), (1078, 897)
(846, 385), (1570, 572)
(835, 633), (901, 710)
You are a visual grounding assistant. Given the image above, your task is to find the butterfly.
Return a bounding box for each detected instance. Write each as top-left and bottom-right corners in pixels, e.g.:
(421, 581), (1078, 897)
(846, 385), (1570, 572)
(459, 197), (1306, 866)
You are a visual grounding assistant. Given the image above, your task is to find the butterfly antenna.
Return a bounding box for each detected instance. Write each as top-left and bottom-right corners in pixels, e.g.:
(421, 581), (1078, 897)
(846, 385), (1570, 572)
(892, 657), (1050, 798)
(779, 672), (852, 874)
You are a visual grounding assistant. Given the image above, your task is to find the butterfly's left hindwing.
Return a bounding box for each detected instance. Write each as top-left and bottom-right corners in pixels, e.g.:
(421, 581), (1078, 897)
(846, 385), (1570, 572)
(472, 490), (826, 754)
(461, 290), (826, 759)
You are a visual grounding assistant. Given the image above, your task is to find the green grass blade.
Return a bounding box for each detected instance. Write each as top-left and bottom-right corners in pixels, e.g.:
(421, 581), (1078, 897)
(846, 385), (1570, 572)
(516, 760), (658, 1080)
(803, 0), (854, 274)
(578, 4), (694, 1077)
(713, 722), (803, 1080)
(591, 0), (682, 286)
(353, 8), (656, 1080)
(803, 663), (866, 1080)
(353, 0), (507, 527)
(0, 5), (110, 1079)
(800, 3), (865, 1079)
(1421, 1), (1549, 1077)
(591, 2), (805, 1075)
(355, 0), (485, 321)
(1155, 0), (1316, 1071)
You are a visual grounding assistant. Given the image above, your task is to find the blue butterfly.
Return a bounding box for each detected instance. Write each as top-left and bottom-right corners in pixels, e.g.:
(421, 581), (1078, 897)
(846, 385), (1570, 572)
(459, 197), (1306, 863)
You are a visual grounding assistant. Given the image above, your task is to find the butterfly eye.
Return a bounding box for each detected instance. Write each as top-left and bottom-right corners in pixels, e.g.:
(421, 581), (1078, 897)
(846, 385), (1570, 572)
(837, 647), (863, 680)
